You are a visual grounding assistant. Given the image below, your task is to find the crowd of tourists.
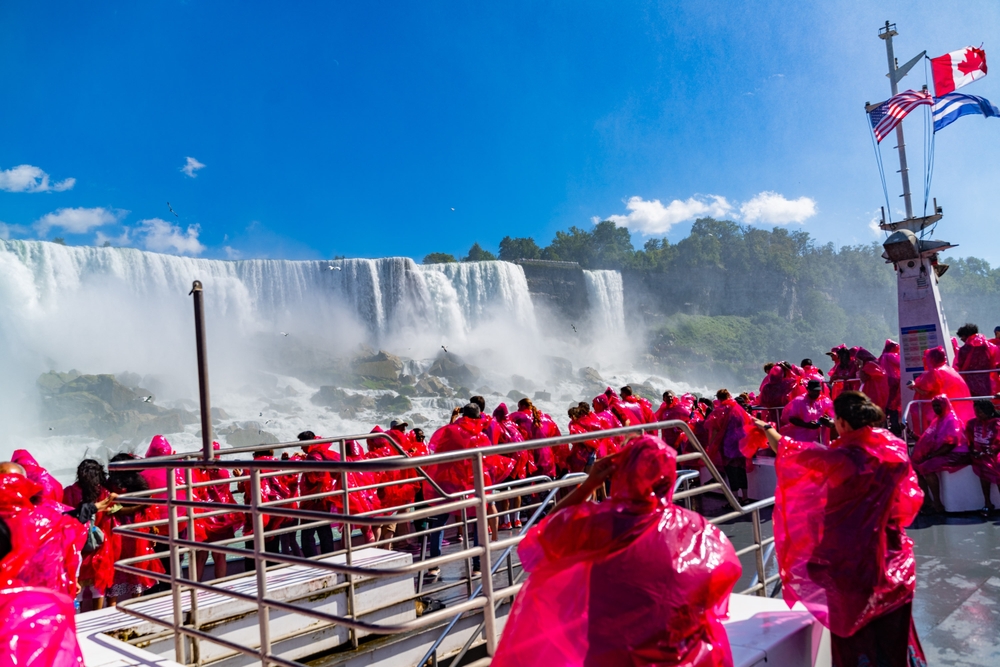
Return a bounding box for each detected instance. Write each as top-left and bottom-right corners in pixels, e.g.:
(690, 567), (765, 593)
(3, 327), (999, 664)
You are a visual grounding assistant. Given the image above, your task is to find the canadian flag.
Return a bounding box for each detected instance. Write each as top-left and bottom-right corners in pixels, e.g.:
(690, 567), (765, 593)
(931, 46), (987, 97)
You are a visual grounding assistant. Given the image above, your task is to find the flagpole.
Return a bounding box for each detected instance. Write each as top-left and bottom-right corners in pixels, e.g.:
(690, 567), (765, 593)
(879, 21), (915, 220)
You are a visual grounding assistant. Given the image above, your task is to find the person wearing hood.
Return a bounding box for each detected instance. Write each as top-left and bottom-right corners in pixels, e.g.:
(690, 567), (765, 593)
(857, 348), (890, 414)
(10, 450), (63, 507)
(424, 403), (495, 576)
(911, 346), (974, 433)
(620, 385), (656, 424)
(491, 435), (742, 667)
(828, 346), (861, 398)
(954, 323), (1000, 398)
(193, 443), (242, 581)
(654, 391), (694, 452)
(493, 403), (534, 531)
(780, 380), (835, 444)
(878, 340), (903, 435)
(705, 390), (763, 502)
(911, 395), (970, 514)
(0, 587), (84, 666)
(753, 391), (925, 666)
(511, 398), (565, 477)
(591, 394), (625, 454)
(965, 400), (1000, 515)
(566, 402), (611, 476)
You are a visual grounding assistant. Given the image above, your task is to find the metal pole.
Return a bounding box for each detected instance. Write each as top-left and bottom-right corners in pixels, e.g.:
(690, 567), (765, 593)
(250, 470), (271, 666)
(184, 468), (201, 665)
(168, 469), (187, 664)
(472, 454), (498, 655)
(879, 21), (914, 220)
(189, 280), (214, 461)
(751, 510), (767, 598)
(339, 439), (359, 649)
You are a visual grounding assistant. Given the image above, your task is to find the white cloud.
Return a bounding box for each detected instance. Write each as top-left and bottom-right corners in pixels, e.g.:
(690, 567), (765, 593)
(223, 245), (242, 260)
(180, 157), (206, 178)
(35, 207), (122, 234)
(739, 191), (817, 225)
(95, 229), (132, 247)
(136, 218), (205, 255)
(0, 164), (75, 192)
(601, 195), (734, 235)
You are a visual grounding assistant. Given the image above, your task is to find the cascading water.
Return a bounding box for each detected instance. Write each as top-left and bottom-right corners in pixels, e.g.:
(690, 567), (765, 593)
(583, 269), (626, 339)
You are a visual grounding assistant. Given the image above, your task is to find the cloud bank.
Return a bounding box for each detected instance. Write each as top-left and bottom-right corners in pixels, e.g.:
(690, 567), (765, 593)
(35, 207), (122, 234)
(601, 191), (817, 235)
(180, 157), (206, 178)
(0, 164), (75, 193)
(136, 218), (205, 255)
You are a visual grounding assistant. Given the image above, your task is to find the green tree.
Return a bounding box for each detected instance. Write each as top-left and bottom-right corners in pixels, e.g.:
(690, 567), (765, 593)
(543, 225), (594, 266)
(498, 236), (542, 261)
(52, 237), (66, 245)
(422, 252), (457, 264)
(463, 242), (497, 262)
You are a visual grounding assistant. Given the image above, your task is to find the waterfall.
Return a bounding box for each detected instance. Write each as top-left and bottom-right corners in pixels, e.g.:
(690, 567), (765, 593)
(0, 241), (538, 351)
(583, 269), (626, 338)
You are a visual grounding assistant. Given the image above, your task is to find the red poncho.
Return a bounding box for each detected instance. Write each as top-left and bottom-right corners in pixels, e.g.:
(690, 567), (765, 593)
(566, 412), (611, 473)
(592, 395), (625, 455)
(510, 409), (564, 478)
(623, 394), (657, 424)
(10, 450), (65, 508)
(493, 403), (537, 480)
(859, 360), (890, 411)
(773, 426), (923, 637)
(704, 399), (768, 467)
(424, 417), (494, 498)
(955, 333), (1000, 398)
(365, 427), (427, 509)
(193, 451), (243, 541)
(914, 347), (974, 432)
(63, 483), (117, 592)
(878, 340), (902, 412)
(492, 436), (742, 667)
(0, 474), (85, 598)
(0, 588), (83, 666)
(911, 396), (970, 475)
(965, 416), (1000, 484)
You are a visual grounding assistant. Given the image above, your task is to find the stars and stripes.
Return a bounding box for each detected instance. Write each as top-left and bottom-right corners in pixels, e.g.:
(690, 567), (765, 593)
(933, 92), (1000, 132)
(867, 89), (934, 143)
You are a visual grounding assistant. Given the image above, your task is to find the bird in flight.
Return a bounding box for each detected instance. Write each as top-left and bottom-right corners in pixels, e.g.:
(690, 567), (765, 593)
(167, 202), (178, 218)
(141, 396), (153, 403)
(48, 427), (53, 431)
(451, 208), (455, 211)
(571, 324), (577, 333)
(328, 265), (342, 271)
(441, 345), (448, 353)
(280, 332), (289, 337)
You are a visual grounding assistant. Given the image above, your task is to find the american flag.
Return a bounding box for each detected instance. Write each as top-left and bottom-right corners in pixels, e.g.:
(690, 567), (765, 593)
(867, 89), (933, 142)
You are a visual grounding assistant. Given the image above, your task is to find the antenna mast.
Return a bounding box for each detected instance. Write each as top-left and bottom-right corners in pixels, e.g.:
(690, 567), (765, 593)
(879, 21), (915, 220)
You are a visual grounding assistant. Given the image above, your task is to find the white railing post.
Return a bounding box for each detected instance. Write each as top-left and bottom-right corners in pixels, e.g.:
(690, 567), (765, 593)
(167, 468), (186, 664)
(472, 453), (498, 655)
(249, 469), (272, 666)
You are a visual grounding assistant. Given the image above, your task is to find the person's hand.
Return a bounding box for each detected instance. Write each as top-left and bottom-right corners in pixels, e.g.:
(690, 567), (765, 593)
(907, 380), (916, 388)
(819, 416), (835, 428)
(589, 453), (619, 483)
(95, 493), (119, 512)
(751, 418), (771, 432)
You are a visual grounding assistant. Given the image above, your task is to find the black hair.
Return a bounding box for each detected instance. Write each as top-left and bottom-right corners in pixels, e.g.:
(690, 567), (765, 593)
(763, 362), (776, 373)
(107, 452), (148, 494)
(297, 430), (316, 441)
(716, 388), (731, 401)
(469, 395), (486, 412)
(619, 385), (633, 397)
(0, 516), (10, 562)
(75, 459), (108, 505)
(957, 323), (979, 339)
(663, 389), (675, 400)
(832, 391), (884, 430)
(461, 403), (481, 419)
(412, 428), (425, 441)
(974, 399), (998, 419)
(801, 358), (813, 367)
(567, 405), (580, 420)
(253, 449), (274, 458)
(576, 401), (591, 415)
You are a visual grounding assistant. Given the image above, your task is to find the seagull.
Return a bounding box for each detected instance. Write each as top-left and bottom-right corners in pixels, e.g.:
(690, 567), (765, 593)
(441, 345), (448, 353)
(167, 202), (178, 218)
(280, 332), (289, 337)
(451, 208), (455, 211)
(571, 324), (577, 333)
(48, 427), (53, 431)
(259, 412), (263, 417)
(141, 396), (153, 403)
(264, 419), (273, 424)
(328, 265), (342, 271)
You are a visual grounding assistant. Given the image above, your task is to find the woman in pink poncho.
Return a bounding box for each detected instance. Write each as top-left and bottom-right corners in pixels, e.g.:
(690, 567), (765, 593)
(911, 346), (974, 434)
(879, 340), (903, 432)
(911, 395), (970, 514)
(954, 327), (1000, 398)
(566, 402), (612, 475)
(492, 435), (742, 667)
(591, 394), (625, 454)
(0, 588), (83, 666)
(511, 398), (565, 477)
(492, 403), (536, 531)
(654, 391), (694, 453)
(753, 391), (925, 666)
(964, 399), (1000, 515)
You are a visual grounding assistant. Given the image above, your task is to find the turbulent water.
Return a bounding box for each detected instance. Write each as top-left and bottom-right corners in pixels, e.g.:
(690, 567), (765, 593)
(0, 240), (702, 480)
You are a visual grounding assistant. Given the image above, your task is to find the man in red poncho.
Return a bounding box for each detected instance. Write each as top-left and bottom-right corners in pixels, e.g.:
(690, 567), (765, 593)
(424, 403), (494, 574)
(654, 390), (694, 452)
(857, 348), (890, 413)
(879, 340), (903, 435)
(492, 435), (742, 667)
(753, 391), (925, 666)
(780, 380), (835, 443)
(911, 346), (974, 433)
(954, 323), (1000, 399)
(620, 385), (656, 424)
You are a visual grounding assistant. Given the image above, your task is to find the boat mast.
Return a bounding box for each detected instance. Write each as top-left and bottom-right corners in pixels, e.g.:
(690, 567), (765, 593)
(879, 21), (914, 220)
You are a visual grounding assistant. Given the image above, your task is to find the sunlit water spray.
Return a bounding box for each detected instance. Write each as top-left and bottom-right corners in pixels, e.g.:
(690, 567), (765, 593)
(0, 240), (707, 481)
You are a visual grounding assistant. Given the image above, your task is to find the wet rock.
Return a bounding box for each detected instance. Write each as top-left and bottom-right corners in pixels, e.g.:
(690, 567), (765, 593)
(311, 386), (349, 408)
(533, 391), (552, 402)
(60, 374), (143, 411)
(475, 386), (498, 396)
(376, 392), (413, 414)
(116, 371), (143, 389)
(510, 375), (536, 392)
(283, 386), (300, 397)
(399, 374), (416, 386)
(578, 367), (603, 385)
(408, 413), (429, 424)
(507, 389), (528, 401)
(225, 427), (279, 448)
(427, 352), (481, 386)
(37, 371), (78, 395)
(353, 350), (403, 381)
(415, 376), (452, 397)
(211, 406), (230, 420)
(545, 356), (574, 379)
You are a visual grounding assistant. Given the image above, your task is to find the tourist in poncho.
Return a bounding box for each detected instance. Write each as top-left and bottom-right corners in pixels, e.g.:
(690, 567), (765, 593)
(753, 391), (925, 667)
(964, 399), (1000, 515)
(954, 324), (1000, 398)
(655, 391), (695, 454)
(911, 395), (969, 514)
(492, 435), (742, 667)
(911, 346), (974, 433)
(0, 587), (83, 666)
(511, 398), (564, 477)
(879, 340), (903, 433)
(63, 459), (117, 610)
(492, 403), (535, 531)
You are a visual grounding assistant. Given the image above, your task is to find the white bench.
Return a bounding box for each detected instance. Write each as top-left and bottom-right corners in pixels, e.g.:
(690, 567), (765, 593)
(724, 594), (831, 667)
(939, 465), (1000, 512)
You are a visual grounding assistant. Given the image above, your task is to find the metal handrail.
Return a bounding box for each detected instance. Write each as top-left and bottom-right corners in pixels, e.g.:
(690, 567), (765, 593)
(901, 394), (997, 430)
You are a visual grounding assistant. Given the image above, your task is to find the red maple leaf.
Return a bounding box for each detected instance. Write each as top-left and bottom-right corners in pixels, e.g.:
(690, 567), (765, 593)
(958, 47), (987, 76)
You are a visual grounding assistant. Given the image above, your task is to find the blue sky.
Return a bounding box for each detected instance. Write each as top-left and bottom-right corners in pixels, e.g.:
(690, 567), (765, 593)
(2, 2), (999, 262)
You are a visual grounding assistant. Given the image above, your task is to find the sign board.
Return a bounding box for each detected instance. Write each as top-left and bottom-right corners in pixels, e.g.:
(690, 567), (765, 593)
(901, 323), (940, 373)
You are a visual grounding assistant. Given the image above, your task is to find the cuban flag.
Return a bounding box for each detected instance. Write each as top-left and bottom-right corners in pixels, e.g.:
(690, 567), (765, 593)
(933, 92), (1000, 132)
(931, 46), (987, 97)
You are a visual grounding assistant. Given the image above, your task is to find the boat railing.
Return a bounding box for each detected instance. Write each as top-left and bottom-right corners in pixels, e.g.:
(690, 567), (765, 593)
(108, 419), (777, 667)
(902, 394), (997, 434)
